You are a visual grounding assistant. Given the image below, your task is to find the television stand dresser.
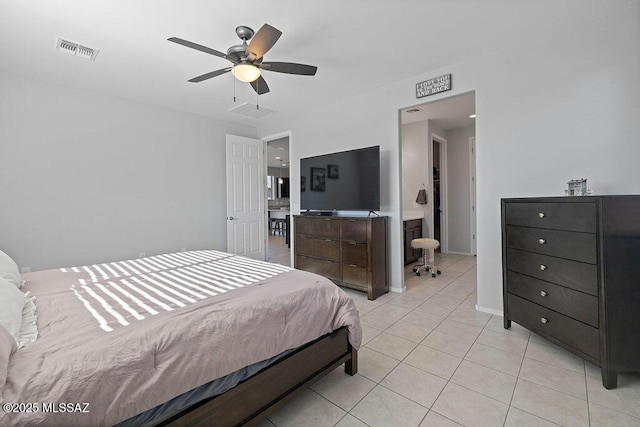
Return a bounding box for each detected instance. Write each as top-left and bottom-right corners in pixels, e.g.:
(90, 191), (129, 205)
(294, 215), (388, 300)
(501, 196), (640, 389)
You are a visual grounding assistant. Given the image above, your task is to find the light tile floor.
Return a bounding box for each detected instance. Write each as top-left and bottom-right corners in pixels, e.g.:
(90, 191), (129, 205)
(259, 253), (640, 427)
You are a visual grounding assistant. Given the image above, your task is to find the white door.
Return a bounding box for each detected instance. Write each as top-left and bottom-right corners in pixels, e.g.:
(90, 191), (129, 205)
(226, 135), (266, 260)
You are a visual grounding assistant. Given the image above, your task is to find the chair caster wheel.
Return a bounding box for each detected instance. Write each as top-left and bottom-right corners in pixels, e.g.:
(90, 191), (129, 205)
(437, 270), (441, 275)
(416, 272), (421, 276)
(432, 273), (436, 278)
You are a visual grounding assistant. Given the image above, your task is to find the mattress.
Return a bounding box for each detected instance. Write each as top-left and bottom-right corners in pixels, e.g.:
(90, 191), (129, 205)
(0, 250), (361, 426)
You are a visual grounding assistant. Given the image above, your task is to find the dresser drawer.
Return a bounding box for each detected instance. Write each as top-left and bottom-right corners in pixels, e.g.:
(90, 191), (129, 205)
(506, 248), (597, 296)
(505, 202), (596, 233)
(342, 264), (368, 290)
(295, 256), (341, 281)
(295, 217), (340, 239)
(506, 225), (597, 264)
(508, 294), (599, 360)
(295, 236), (340, 262)
(507, 271), (599, 327)
(341, 219), (368, 242)
(342, 242), (368, 266)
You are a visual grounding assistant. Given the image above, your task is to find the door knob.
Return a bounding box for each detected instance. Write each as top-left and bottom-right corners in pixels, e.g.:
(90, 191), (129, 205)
(541, 317), (548, 324)
(539, 238), (546, 245)
(228, 216), (236, 220)
(540, 264), (547, 271)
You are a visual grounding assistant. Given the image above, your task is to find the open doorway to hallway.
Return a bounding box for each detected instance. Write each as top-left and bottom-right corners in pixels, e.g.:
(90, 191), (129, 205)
(265, 135), (292, 266)
(400, 91), (476, 278)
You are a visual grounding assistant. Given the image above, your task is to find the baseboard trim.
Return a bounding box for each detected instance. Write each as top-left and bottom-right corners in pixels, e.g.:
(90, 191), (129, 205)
(476, 305), (503, 316)
(390, 284), (405, 294)
(446, 250), (473, 256)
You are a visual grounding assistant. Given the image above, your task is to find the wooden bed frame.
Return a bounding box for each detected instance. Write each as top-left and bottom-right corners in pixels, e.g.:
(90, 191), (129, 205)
(161, 326), (357, 426)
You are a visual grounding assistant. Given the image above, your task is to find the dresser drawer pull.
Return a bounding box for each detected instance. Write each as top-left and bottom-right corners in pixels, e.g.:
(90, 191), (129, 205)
(538, 238), (546, 245)
(324, 239), (332, 242)
(349, 264), (358, 268)
(538, 212), (546, 218)
(540, 290), (547, 297)
(540, 264), (548, 271)
(541, 317), (549, 324)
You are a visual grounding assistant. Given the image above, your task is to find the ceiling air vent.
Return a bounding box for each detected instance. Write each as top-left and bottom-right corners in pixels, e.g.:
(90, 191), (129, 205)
(406, 108), (422, 113)
(56, 37), (99, 61)
(228, 102), (276, 119)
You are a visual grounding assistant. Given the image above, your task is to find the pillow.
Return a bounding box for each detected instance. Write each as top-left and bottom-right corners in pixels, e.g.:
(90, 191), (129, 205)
(0, 324), (18, 391)
(0, 276), (26, 343)
(0, 249), (22, 288)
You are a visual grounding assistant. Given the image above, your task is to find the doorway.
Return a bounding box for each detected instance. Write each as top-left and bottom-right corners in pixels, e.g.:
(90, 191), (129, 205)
(399, 91), (476, 271)
(264, 133), (292, 267)
(432, 136), (445, 252)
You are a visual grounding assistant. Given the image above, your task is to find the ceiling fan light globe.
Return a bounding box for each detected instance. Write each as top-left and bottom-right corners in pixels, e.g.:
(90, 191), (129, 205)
(232, 64), (261, 82)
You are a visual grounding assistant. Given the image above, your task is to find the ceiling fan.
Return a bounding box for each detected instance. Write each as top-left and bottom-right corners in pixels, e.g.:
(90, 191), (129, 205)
(168, 24), (317, 95)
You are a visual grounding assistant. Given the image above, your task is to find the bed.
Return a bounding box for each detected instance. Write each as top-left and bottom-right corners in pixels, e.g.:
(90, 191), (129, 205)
(0, 250), (361, 426)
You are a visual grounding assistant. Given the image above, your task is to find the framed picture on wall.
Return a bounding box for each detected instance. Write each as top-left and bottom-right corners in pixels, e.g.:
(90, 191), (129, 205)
(327, 164), (339, 179)
(310, 167), (326, 191)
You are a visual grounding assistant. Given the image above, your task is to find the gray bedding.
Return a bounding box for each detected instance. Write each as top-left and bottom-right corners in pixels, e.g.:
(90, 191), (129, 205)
(0, 250), (362, 426)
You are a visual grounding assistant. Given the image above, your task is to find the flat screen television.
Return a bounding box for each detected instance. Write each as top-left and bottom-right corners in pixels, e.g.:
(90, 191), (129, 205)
(300, 145), (380, 212)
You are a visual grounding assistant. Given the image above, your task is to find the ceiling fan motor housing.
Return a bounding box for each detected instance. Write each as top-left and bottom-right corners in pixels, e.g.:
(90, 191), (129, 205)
(227, 44), (248, 61)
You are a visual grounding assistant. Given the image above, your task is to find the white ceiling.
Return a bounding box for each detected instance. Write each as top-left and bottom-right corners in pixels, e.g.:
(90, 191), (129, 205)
(0, 0), (635, 127)
(266, 136), (290, 169)
(401, 92), (476, 129)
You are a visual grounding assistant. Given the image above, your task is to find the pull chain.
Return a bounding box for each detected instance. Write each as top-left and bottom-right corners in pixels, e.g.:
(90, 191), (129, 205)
(233, 77), (236, 103)
(256, 80), (259, 110)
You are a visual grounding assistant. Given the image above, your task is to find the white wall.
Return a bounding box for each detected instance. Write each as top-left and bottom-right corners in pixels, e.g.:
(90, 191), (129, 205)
(0, 71), (257, 271)
(446, 125), (475, 254)
(401, 121), (429, 219)
(259, 5), (640, 310)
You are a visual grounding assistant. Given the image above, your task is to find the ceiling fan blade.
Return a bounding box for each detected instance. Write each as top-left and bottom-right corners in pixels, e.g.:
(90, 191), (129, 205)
(250, 75), (270, 95)
(168, 37), (236, 63)
(188, 68), (232, 82)
(260, 62), (317, 76)
(245, 24), (282, 62)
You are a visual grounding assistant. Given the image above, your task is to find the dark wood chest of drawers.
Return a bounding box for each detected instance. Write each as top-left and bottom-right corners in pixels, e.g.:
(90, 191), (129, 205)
(294, 215), (388, 300)
(502, 196), (640, 389)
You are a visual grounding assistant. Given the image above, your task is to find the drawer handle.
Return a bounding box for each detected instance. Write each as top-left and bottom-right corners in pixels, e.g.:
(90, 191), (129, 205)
(538, 212), (546, 218)
(540, 264), (548, 271)
(324, 239), (332, 242)
(540, 290), (547, 297)
(538, 238), (546, 245)
(349, 264), (358, 268)
(541, 317), (549, 324)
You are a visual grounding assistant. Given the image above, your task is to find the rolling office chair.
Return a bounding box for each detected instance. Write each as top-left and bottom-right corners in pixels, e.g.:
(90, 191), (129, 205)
(411, 238), (442, 277)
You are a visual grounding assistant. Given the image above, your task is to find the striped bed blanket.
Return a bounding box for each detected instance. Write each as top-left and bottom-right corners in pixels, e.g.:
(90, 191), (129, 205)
(1, 250), (361, 426)
(64, 250), (293, 332)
